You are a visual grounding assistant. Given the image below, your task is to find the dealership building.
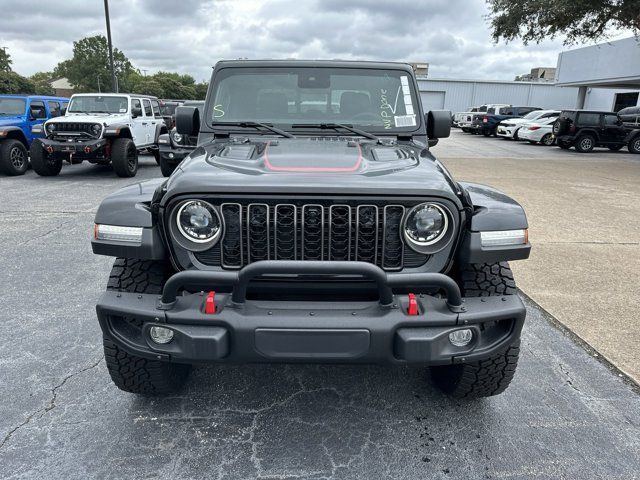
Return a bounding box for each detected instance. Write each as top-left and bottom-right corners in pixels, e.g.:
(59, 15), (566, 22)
(418, 37), (640, 114)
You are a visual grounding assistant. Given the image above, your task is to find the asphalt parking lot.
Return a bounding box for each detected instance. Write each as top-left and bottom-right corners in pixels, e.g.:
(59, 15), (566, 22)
(0, 140), (639, 479)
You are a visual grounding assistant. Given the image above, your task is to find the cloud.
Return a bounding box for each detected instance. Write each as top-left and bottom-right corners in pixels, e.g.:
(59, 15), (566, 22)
(0, 0), (630, 83)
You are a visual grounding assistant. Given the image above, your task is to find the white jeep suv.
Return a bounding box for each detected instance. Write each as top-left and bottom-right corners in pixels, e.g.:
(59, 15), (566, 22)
(30, 93), (167, 177)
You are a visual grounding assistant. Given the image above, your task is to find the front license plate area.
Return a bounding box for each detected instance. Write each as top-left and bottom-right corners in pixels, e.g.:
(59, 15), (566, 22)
(61, 145), (76, 153)
(254, 328), (370, 360)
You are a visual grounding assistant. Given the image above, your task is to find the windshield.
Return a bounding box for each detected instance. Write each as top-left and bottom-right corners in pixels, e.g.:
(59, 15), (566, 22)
(209, 67), (421, 133)
(161, 103), (179, 116)
(0, 98), (26, 116)
(68, 96), (128, 114)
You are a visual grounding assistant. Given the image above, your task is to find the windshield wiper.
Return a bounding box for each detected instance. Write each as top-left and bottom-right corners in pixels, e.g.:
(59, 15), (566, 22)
(216, 121), (295, 139)
(291, 123), (380, 142)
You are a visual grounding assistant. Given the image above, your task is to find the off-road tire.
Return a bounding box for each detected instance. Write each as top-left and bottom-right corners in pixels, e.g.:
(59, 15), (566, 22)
(540, 133), (555, 146)
(575, 134), (595, 153)
(429, 262), (520, 398)
(0, 139), (28, 176)
(30, 140), (62, 176)
(111, 137), (138, 177)
(103, 258), (191, 395)
(151, 147), (161, 165)
(159, 156), (176, 177)
(628, 135), (640, 154)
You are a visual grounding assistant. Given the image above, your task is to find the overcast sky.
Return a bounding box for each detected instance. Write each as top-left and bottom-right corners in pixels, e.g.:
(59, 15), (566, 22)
(0, 0), (630, 82)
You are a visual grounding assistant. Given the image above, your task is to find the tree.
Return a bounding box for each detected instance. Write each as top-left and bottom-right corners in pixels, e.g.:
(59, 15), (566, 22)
(54, 35), (137, 92)
(129, 71), (208, 99)
(0, 47), (12, 72)
(0, 71), (35, 94)
(29, 72), (55, 95)
(486, 0), (640, 44)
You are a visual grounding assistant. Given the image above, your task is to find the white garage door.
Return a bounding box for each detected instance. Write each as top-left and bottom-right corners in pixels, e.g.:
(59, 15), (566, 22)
(421, 91), (446, 110)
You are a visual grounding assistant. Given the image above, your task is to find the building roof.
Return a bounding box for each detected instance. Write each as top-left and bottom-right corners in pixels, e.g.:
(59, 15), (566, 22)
(555, 37), (640, 88)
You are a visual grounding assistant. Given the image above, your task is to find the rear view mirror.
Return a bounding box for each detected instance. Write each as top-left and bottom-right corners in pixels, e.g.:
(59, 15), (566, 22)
(425, 110), (451, 141)
(176, 106), (200, 136)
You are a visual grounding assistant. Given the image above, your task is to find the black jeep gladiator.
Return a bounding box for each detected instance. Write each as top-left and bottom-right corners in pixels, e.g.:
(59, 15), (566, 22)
(552, 109), (640, 153)
(92, 60), (531, 399)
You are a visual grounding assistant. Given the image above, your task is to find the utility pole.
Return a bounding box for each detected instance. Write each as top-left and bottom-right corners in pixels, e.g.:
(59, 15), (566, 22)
(103, 0), (117, 92)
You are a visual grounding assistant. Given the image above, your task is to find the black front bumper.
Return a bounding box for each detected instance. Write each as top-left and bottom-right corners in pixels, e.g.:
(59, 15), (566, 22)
(96, 261), (525, 366)
(159, 144), (193, 165)
(38, 137), (107, 158)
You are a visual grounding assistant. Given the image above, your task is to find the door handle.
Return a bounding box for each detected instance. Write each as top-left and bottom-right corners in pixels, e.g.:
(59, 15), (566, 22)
(142, 122), (148, 125)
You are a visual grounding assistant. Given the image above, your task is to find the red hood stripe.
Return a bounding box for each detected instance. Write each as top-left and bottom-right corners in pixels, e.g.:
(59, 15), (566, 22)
(262, 142), (363, 173)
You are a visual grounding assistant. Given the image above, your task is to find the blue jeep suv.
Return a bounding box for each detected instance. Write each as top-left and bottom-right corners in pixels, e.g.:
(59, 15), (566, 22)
(0, 95), (69, 175)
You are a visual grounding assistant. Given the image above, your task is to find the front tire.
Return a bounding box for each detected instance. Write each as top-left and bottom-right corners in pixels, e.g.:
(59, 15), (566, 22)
(30, 140), (62, 176)
(111, 138), (138, 177)
(103, 258), (191, 395)
(628, 136), (640, 154)
(429, 262), (520, 399)
(160, 157), (176, 177)
(0, 139), (28, 176)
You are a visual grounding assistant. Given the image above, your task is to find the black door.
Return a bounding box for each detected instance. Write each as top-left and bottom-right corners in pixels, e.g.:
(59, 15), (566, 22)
(601, 114), (626, 144)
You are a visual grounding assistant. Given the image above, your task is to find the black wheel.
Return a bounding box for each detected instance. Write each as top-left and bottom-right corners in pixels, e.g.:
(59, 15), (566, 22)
(159, 156), (176, 177)
(111, 138), (138, 177)
(540, 133), (555, 146)
(575, 134), (595, 153)
(30, 139), (62, 176)
(151, 147), (161, 165)
(513, 128), (520, 140)
(104, 258), (191, 395)
(0, 139), (29, 176)
(557, 139), (571, 149)
(429, 262), (520, 399)
(627, 136), (640, 154)
(482, 129), (491, 137)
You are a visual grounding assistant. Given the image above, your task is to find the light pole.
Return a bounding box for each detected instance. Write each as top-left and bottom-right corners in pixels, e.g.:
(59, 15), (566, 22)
(103, 0), (117, 92)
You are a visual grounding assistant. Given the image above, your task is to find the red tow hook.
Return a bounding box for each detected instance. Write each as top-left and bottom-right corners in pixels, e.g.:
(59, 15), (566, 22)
(204, 291), (216, 314)
(407, 293), (419, 316)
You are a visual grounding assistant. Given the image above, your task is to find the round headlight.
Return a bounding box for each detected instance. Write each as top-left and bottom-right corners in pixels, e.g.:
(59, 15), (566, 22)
(46, 123), (55, 134)
(171, 130), (183, 144)
(91, 123), (102, 136)
(403, 203), (448, 247)
(176, 200), (221, 243)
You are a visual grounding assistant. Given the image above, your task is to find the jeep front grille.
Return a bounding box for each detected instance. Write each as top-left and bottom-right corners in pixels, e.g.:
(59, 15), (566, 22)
(191, 201), (430, 271)
(51, 123), (99, 138)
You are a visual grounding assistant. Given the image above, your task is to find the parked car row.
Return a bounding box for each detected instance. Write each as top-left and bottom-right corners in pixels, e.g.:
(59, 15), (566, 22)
(0, 93), (204, 178)
(453, 103), (640, 154)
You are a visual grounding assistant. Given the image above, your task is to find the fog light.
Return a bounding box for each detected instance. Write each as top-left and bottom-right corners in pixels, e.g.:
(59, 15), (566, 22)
(149, 326), (174, 344)
(168, 153), (174, 159)
(449, 329), (473, 347)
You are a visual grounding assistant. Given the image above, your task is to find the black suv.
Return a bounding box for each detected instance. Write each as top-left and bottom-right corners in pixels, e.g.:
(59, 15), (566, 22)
(552, 110), (640, 153)
(158, 100), (204, 177)
(92, 60), (531, 399)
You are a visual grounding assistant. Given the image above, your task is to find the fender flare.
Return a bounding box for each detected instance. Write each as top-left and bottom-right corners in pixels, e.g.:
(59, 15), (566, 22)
(0, 126), (29, 147)
(92, 179), (168, 260)
(154, 122), (168, 144)
(457, 182), (530, 264)
(103, 124), (133, 139)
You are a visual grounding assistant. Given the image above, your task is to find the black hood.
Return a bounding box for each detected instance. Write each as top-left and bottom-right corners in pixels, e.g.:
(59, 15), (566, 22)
(163, 137), (460, 205)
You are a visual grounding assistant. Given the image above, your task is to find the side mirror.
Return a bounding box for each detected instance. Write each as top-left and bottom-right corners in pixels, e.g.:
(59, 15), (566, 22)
(425, 110), (451, 142)
(131, 107), (143, 118)
(176, 106), (200, 136)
